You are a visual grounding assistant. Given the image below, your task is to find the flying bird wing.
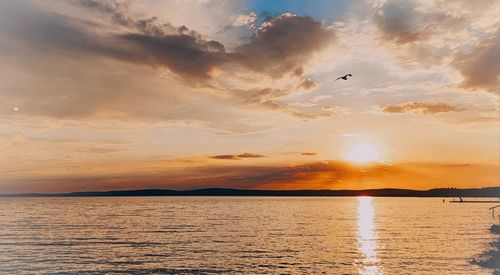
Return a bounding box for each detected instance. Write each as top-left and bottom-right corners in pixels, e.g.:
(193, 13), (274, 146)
(335, 74), (352, 81)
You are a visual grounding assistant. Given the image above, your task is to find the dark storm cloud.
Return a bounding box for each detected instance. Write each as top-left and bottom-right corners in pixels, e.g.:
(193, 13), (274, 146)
(383, 102), (463, 115)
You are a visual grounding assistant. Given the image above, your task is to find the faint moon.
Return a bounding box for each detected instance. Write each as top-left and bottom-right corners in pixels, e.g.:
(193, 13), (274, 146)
(13, 106), (19, 112)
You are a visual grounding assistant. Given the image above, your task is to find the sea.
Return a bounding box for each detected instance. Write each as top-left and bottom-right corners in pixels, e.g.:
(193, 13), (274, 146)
(0, 197), (497, 274)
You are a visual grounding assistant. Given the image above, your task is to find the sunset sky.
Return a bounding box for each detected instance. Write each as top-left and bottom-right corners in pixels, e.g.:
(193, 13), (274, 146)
(0, 0), (498, 193)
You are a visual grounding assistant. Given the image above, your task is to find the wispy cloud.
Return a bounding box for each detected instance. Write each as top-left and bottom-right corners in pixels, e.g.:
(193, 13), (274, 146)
(210, 152), (266, 160)
(382, 102), (463, 115)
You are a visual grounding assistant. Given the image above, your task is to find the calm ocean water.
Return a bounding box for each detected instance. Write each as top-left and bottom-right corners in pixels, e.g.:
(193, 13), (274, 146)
(0, 197), (496, 274)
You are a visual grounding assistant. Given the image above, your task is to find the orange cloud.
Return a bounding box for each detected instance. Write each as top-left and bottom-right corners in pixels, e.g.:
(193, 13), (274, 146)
(383, 102), (463, 115)
(1, 160), (497, 194)
(298, 78), (317, 90)
(210, 153), (266, 160)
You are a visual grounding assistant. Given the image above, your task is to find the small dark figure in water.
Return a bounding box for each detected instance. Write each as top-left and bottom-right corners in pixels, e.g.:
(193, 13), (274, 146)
(459, 197), (464, 202)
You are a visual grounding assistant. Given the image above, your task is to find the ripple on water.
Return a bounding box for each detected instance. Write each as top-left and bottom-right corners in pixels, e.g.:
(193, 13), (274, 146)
(0, 197), (495, 274)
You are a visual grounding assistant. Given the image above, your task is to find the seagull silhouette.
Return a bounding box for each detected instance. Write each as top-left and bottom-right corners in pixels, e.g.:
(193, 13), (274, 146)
(335, 74), (352, 81)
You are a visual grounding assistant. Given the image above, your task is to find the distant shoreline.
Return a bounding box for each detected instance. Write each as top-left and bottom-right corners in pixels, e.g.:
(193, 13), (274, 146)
(1, 187), (499, 198)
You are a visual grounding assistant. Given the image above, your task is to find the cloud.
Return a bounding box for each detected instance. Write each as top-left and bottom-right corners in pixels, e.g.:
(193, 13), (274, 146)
(75, 0), (229, 81)
(237, 152), (266, 158)
(298, 78), (318, 89)
(371, 0), (499, 97)
(211, 154), (240, 160)
(0, 1), (337, 128)
(383, 102), (463, 115)
(77, 0), (189, 35)
(301, 152), (317, 156)
(374, 0), (464, 45)
(242, 87), (339, 119)
(74, 147), (127, 154)
(77, 0), (133, 27)
(0, 1), (133, 61)
(205, 161), (498, 190)
(231, 12), (257, 28)
(452, 30), (500, 95)
(3, 160), (497, 193)
(2, 1), (335, 83)
(371, 0), (471, 70)
(229, 161), (398, 189)
(234, 13), (335, 78)
(455, 116), (499, 124)
(74, 2), (334, 80)
(210, 152), (266, 160)
(119, 33), (227, 80)
(322, 105), (338, 111)
(374, 0), (423, 44)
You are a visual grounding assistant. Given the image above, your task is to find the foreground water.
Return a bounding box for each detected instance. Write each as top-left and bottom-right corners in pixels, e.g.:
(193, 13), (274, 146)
(0, 197), (496, 274)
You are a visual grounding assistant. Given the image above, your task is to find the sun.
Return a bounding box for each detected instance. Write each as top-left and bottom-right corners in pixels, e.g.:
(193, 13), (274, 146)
(345, 142), (381, 164)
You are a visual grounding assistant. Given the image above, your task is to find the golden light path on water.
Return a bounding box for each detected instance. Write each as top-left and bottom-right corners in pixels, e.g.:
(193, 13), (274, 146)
(357, 196), (382, 274)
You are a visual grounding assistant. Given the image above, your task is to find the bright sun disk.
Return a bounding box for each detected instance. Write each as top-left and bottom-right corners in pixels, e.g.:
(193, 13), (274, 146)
(345, 142), (380, 164)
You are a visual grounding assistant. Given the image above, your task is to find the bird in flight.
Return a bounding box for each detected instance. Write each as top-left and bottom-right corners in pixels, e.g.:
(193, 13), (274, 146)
(335, 74), (352, 81)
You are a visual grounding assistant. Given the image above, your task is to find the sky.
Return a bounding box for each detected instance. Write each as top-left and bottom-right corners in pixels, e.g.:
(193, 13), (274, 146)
(0, 0), (498, 193)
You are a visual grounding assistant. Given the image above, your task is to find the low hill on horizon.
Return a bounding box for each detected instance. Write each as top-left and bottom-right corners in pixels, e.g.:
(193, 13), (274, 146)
(1, 187), (499, 198)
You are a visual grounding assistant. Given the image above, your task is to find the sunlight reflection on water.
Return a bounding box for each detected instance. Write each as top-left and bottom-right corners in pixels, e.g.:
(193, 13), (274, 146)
(357, 196), (382, 274)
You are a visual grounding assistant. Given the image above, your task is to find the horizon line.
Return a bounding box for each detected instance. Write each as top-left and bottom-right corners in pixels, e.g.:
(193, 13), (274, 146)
(1, 186), (499, 198)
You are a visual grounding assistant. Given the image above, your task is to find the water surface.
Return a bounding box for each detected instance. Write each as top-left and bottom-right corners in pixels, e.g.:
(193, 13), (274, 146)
(0, 197), (496, 274)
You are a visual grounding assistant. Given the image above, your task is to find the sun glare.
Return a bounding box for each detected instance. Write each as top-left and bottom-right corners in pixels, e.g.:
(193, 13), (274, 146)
(345, 143), (380, 164)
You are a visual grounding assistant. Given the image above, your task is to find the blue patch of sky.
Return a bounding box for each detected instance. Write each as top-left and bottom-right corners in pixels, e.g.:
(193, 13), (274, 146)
(243, 0), (351, 23)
